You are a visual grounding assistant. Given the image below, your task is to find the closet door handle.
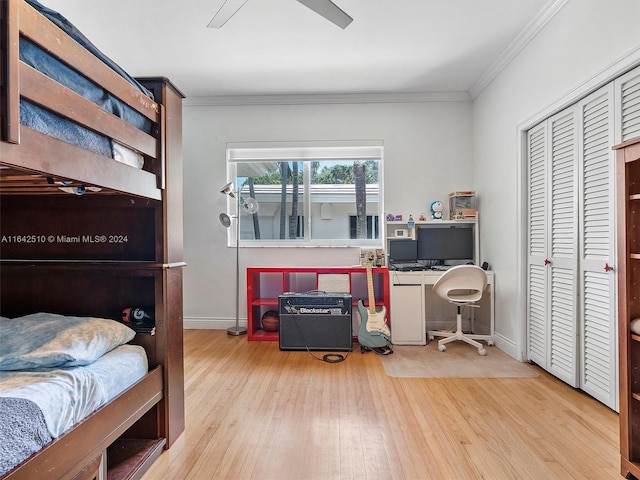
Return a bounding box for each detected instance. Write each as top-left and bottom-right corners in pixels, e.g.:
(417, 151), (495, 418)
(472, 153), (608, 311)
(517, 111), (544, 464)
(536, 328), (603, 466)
(604, 263), (613, 272)
(544, 259), (550, 266)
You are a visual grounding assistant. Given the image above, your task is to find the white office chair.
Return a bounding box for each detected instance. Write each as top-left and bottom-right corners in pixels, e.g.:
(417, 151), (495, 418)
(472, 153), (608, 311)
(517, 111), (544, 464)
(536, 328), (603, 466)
(428, 265), (493, 355)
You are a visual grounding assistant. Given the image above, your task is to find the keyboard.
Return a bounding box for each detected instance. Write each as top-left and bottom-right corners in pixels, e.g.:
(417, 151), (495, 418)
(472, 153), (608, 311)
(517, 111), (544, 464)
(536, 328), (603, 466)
(391, 262), (426, 271)
(431, 265), (452, 271)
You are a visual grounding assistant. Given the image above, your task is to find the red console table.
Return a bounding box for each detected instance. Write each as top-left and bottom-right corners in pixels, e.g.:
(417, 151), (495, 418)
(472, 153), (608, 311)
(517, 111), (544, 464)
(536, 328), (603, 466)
(246, 266), (390, 342)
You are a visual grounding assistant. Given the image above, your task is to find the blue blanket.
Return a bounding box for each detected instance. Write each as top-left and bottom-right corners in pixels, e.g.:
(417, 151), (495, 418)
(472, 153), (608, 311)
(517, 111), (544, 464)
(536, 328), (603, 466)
(20, 1), (153, 159)
(25, 0), (152, 99)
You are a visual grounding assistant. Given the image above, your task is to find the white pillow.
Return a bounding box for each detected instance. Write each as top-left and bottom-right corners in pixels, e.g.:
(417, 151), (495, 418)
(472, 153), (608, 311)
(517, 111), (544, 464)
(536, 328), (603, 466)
(0, 313), (135, 371)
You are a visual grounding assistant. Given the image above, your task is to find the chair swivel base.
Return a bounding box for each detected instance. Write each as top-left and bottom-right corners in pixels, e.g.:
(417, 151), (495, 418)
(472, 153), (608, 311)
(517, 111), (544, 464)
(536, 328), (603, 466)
(428, 315), (493, 355)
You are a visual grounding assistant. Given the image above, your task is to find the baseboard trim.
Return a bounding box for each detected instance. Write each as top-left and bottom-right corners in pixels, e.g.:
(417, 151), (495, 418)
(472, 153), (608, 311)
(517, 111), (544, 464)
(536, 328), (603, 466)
(490, 332), (520, 361)
(184, 317), (247, 330)
(183, 317), (521, 362)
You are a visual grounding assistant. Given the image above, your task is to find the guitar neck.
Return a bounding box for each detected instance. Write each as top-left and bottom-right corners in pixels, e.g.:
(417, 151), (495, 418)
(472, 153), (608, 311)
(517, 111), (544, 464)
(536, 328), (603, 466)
(366, 263), (376, 314)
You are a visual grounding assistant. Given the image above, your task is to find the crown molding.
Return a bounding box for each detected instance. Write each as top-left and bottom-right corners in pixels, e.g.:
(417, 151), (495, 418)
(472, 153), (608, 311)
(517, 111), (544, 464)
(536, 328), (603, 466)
(468, 0), (568, 99)
(183, 0), (566, 107)
(183, 91), (470, 107)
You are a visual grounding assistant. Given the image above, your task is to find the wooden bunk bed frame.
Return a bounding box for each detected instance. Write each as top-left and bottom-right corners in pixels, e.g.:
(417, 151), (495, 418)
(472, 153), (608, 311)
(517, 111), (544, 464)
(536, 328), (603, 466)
(0, 0), (165, 198)
(0, 1), (185, 479)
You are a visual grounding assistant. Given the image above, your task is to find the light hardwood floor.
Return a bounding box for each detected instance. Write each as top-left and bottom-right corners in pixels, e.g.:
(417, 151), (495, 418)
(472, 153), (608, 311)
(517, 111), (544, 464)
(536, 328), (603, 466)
(141, 330), (620, 480)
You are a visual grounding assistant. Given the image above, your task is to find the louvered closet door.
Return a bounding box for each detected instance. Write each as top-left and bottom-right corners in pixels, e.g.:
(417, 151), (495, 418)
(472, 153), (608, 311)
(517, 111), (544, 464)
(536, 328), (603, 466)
(527, 122), (548, 368)
(526, 111), (580, 386)
(525, 68), (634, 407)
(546, 108), (579, 387)
(578, 85), (617, 410)
(616, 65), (640, 142)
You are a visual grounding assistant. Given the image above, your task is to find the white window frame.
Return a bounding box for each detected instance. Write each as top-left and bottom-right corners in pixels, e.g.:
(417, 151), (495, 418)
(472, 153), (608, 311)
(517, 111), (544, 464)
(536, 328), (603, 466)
(225, 140), (384, 248)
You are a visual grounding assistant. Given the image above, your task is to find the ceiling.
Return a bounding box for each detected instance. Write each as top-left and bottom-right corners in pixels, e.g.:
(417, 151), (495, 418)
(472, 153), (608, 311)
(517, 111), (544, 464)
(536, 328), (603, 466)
(43, 0), (555, 100)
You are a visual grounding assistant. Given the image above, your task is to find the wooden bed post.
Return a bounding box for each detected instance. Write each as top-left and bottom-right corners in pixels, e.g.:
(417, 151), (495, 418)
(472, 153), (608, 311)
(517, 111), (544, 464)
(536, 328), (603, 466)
(138, 76), (186, 448)
(1, 0), (21, 144)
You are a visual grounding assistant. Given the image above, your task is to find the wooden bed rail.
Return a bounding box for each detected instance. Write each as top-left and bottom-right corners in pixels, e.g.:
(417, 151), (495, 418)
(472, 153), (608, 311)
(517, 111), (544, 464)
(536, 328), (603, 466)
(21, 63), (158, 158)
(1, 0), (20, 144)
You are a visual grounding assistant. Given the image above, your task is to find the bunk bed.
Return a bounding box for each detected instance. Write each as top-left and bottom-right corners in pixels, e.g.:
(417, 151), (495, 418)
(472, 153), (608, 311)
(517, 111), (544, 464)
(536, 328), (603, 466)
(0, 0), (185, 478)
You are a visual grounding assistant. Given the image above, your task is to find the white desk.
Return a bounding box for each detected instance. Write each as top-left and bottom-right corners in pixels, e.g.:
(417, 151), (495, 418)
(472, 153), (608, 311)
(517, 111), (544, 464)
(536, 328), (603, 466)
(388, 269), (494, 345)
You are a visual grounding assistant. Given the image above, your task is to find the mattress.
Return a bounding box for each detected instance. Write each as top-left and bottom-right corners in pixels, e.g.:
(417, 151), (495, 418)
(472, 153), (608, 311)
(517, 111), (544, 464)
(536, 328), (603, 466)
(0, 344), (148, 474)
(0, 344), (148, 437)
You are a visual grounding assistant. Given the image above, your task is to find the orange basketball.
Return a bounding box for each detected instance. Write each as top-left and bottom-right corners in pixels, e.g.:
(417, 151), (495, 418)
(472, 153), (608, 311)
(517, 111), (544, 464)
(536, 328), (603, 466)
(261, 310), (279, 332)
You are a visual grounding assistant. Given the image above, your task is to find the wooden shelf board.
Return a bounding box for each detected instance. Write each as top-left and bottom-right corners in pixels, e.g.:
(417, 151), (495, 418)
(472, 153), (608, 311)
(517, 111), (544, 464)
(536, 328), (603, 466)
(621, 458), (640, 480)
(249, 329), (280, 341)
(0, 260), (185, 270)
(351, 300), (385, 307)
(107, 437), (166, 480)
(250, 298), (279, 307)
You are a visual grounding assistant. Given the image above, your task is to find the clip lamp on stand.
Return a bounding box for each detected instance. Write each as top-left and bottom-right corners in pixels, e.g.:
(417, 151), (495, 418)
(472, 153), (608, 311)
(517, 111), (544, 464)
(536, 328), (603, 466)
(219, 182), (258, 336)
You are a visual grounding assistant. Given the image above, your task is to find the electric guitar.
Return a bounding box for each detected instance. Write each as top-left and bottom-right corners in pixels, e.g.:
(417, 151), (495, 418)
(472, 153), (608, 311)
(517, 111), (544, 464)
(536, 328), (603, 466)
(357, 256), (391, 338)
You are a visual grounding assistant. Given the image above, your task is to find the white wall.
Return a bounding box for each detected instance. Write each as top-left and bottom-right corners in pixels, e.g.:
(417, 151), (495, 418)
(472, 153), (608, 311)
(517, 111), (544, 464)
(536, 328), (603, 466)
(473, 0), (640, 358)
(182, 101), (472, 329)
(183, 0), (640, 339)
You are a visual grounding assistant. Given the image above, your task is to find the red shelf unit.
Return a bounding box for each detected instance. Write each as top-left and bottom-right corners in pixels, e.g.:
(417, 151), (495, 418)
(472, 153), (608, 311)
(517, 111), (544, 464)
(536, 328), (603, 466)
(246, 266), (390, 342)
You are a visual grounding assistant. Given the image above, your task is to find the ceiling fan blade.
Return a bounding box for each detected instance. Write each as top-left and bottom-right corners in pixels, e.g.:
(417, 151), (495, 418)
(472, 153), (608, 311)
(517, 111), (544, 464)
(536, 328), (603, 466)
(296, 0), (353, 29)
(207, 0), (248, 28)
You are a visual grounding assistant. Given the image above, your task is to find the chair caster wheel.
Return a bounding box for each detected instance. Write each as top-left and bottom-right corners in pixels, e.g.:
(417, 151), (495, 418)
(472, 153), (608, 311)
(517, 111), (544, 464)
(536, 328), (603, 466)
(438, 345), (446, 352)
(478, 348), (486, 356)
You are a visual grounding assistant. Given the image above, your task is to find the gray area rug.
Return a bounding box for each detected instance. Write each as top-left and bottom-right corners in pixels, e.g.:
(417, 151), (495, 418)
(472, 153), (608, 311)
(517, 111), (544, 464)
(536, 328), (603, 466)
(381, 341), (539, 378)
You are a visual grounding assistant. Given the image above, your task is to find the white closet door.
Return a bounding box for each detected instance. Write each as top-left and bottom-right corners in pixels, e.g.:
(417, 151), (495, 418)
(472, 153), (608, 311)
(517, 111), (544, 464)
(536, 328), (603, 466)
(527, 122), (548, 367)
(616, 65), (640, 142)
(524, 68), (634, 408)
(578, 85), (617, 410)
(546, 108), (579, 387)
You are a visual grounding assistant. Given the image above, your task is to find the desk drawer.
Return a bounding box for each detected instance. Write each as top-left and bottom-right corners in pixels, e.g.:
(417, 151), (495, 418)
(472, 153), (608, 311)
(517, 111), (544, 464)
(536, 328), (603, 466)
(390, 271), (423, 286)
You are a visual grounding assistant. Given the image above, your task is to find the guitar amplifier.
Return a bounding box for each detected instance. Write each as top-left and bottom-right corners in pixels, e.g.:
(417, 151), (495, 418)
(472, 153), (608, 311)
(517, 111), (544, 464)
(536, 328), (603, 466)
(278, 292), (352, 351)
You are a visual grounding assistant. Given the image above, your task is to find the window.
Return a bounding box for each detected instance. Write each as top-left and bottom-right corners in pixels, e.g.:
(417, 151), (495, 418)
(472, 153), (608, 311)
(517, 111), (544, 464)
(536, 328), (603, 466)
(349, 215), (379, 239)
(226, 142), (383, 247)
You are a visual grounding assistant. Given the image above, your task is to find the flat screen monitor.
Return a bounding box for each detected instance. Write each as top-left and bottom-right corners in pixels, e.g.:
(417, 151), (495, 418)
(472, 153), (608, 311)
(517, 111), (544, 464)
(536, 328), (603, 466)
(417, 225), (474, 262)
(388, 239), (418, 262)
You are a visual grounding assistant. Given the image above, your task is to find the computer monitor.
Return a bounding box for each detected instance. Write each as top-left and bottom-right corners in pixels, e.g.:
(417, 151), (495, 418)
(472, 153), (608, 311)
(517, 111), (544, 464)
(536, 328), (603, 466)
(388, 239), (418, 263)
(417, 224), (474, 263)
